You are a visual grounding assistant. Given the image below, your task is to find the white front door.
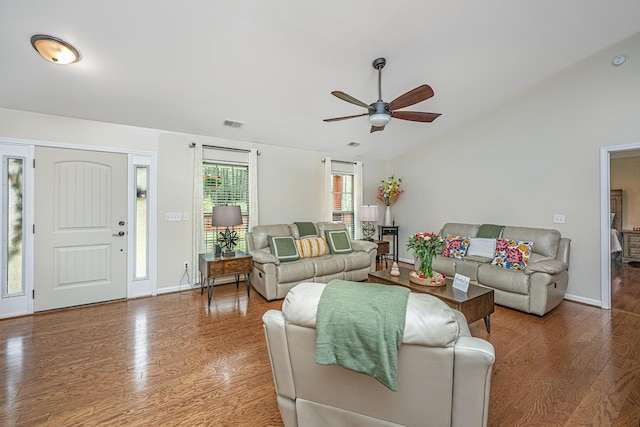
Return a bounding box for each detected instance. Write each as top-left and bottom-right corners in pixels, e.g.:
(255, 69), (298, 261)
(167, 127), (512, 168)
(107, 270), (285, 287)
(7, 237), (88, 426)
(34, 147), (128, 311)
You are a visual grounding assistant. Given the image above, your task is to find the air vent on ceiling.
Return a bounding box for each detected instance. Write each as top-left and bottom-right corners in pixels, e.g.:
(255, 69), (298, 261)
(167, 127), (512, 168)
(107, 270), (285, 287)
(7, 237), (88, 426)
(347, 141), (361, 147)
(223, 119), (244, 128)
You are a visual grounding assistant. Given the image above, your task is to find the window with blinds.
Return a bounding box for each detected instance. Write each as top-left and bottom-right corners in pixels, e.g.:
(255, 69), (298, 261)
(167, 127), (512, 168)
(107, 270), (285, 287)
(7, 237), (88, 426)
(332, 173), (354, 238)
(203, 162), (249, 252)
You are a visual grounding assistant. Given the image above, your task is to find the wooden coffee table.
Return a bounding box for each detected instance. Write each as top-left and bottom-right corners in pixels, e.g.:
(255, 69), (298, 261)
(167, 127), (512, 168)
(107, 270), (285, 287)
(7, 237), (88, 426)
(368, 267), (494, 332)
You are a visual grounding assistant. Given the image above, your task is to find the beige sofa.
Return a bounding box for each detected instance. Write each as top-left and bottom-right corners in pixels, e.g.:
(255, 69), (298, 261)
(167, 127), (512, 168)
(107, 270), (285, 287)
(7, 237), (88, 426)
(263, 282), (495, 427)
(245, 222), (377, 301)
(432, 223), (571, 316)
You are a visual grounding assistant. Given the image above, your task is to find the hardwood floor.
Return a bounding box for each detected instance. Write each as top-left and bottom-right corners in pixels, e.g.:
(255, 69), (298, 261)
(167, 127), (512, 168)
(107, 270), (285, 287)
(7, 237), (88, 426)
(1, 266), (639, 426)
(612, 260), (640, 316)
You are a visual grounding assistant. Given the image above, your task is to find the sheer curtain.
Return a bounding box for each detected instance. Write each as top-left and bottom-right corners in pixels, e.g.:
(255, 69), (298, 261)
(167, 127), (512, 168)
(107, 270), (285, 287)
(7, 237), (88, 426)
(354, 160), (363, 239)
(191, 141), (203, 284)
(323, 157), (333, 221)
(249, 148), (259, 229)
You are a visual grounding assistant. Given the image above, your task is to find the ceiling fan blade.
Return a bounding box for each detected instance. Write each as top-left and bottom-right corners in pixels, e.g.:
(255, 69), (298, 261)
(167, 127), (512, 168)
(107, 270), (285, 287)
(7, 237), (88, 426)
(391, 110), (441, 123)
(370, 125), (385, 133)
(323, 113), (368, 122)
(387, 85), (434, 111)
(331, 91), (371, 109)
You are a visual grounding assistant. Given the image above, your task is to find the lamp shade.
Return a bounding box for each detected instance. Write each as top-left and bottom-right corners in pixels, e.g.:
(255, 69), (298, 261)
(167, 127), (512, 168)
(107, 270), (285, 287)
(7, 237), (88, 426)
(360, 205), (379, 222)
(212, 206), (243, 227)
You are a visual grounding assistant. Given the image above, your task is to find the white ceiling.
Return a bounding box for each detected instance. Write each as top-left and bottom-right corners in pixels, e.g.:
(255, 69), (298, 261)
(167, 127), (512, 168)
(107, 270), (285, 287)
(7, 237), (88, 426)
(1, 1), (639, 159)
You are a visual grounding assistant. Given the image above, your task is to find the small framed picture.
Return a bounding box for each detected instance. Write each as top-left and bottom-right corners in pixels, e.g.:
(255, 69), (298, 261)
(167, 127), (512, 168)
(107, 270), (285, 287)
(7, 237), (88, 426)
(452, 273), (470, 293)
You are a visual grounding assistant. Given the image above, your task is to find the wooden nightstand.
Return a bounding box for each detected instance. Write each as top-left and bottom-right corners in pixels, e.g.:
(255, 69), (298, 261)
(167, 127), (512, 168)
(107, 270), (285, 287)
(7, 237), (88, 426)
(199, 251), (253, 306)
(622, 230), (640, 263)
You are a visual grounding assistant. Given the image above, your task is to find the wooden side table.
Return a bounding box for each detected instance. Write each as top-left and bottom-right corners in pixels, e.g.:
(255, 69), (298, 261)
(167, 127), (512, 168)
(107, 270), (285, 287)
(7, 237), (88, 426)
(378, 225), (399, 263)
(199, 251), (253, 306)
(374, 240), (390, 268)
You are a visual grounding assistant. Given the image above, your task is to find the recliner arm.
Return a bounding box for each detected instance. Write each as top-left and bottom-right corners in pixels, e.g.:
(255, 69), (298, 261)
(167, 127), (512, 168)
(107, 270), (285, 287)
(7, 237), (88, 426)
(249, 250), (280, 265)
(351, 239), (377, 253)
(524, 259), (567, 275)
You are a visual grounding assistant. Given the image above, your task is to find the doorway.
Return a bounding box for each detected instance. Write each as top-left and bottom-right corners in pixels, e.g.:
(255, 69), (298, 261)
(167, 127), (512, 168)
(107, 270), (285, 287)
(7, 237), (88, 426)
(600, 142), (640, 310)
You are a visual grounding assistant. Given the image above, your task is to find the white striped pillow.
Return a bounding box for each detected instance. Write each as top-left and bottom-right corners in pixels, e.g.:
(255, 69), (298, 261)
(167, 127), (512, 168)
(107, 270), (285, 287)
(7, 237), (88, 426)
(295, 237), (328, 258)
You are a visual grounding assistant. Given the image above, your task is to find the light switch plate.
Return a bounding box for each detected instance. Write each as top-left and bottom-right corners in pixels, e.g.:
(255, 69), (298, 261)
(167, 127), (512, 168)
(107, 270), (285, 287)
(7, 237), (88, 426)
(165, 212), (182, 221)
(553, 214), (565, 224)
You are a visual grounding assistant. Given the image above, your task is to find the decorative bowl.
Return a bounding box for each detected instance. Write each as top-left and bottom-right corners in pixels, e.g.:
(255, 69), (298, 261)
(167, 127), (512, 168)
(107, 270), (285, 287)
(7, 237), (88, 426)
(409, 270), (446, 287)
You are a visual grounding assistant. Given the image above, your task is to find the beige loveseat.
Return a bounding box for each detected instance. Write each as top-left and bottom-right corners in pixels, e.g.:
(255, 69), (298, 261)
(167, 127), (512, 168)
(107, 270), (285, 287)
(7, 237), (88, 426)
(263, 282), (495, 427)
(432, 223), (571, 316)
(245, 222), (377, 301)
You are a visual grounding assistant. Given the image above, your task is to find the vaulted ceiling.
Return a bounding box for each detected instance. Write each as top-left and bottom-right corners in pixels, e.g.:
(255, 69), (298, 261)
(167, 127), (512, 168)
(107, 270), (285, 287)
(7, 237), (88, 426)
(1, 1), (639, 159)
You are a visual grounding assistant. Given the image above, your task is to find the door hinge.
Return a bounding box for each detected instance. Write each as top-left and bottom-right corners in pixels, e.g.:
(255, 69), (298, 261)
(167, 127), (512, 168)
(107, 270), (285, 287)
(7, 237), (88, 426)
(33, 158), (35, 168)
(32, 289), (35, 299)
(33, 224), (35, 234)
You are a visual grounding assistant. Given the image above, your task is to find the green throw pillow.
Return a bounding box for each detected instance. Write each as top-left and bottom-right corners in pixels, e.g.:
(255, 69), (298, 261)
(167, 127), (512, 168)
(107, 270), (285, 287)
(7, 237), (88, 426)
(324, 230), (353, 254)
(267, 236), (300, 262)
(477, 224), (504, 238)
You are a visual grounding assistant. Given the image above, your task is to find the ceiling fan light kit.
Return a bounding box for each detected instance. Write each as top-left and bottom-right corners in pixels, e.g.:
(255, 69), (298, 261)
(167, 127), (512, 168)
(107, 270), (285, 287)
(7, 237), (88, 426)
(324, 57), (440, 133)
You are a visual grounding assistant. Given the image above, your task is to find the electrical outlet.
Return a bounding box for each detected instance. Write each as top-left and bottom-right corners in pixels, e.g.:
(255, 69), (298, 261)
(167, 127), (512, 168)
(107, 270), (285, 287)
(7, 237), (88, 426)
(184, 261), (189, 270)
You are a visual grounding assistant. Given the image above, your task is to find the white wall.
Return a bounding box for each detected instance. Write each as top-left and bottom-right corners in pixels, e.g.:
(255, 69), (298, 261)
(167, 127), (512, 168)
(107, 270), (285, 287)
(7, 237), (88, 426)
(389, 32), (640, 304)
(0, 108), (385, 292)
(611, 156), (640, 230)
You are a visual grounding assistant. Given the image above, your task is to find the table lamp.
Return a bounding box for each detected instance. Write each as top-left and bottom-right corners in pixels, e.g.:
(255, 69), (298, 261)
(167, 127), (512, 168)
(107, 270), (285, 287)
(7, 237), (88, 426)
(360, 205), (379, 241)
(212, 205), (243, 257)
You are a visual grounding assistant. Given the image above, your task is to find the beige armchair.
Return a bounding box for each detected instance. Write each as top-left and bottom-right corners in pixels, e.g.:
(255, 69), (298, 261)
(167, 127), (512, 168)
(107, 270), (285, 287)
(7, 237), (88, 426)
(262, 282), (495, 427)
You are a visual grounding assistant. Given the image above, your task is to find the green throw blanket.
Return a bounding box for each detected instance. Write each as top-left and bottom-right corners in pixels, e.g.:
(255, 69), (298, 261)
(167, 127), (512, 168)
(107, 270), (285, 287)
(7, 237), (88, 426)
(294, 221), (318, 239)
(315, 279), (410, 391)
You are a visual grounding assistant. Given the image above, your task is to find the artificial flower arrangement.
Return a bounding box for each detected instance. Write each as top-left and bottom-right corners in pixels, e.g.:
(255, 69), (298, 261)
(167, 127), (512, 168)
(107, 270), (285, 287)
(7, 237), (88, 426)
(406, 232), (445, 283)
(377, 175), (404, 206)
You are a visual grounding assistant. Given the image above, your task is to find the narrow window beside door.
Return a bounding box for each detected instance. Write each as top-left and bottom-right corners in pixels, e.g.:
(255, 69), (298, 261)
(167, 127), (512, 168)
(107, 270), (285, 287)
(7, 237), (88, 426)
(134, 166), (149, 280)
(2, 157), (25, 298)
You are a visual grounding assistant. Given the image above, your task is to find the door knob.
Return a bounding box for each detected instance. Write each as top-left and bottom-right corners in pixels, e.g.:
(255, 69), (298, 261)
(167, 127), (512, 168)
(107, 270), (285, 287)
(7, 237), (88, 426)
(113, 231), (125, 237)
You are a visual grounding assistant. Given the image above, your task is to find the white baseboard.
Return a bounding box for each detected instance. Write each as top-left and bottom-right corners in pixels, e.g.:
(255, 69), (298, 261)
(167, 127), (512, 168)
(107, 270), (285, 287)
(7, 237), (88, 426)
(564, 293), (602, 308)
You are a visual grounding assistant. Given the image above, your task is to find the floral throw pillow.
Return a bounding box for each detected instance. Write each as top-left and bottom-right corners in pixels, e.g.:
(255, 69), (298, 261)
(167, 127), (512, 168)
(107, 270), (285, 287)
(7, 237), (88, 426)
(442, 235), (470, 259)
(491, 238), (533, 270)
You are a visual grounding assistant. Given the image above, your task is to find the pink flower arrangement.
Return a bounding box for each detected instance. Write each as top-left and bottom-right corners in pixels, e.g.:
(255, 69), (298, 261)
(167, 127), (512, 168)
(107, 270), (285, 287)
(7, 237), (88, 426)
(406, 232), (445, 278)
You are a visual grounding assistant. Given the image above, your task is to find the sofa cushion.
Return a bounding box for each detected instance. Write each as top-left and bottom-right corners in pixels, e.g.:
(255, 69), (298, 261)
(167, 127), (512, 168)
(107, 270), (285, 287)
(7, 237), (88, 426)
(312, 255), (346, 276)
(491, 238), (532, 270)
(477, 264), (530, 295)
(325, 230), (353, 254)
(440, 223), (480, 239)
(502, 226), (561, 258)
(442, 235), (470, 259)
(268, 236), (301, 262)
(251, 224), (293, 250)
(277, 258), (316, 282)
(467, 238), (496, 258)
(295, 237), (328, 258)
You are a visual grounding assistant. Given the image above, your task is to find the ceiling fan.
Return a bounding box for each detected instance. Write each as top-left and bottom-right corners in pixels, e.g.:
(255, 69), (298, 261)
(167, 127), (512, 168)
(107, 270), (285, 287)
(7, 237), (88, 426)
(323, 57), (441, 133)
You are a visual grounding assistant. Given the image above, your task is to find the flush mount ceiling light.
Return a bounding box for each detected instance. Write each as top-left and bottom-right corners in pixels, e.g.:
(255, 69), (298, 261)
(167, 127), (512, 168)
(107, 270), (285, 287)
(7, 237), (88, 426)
(30, 34), (80, 64)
